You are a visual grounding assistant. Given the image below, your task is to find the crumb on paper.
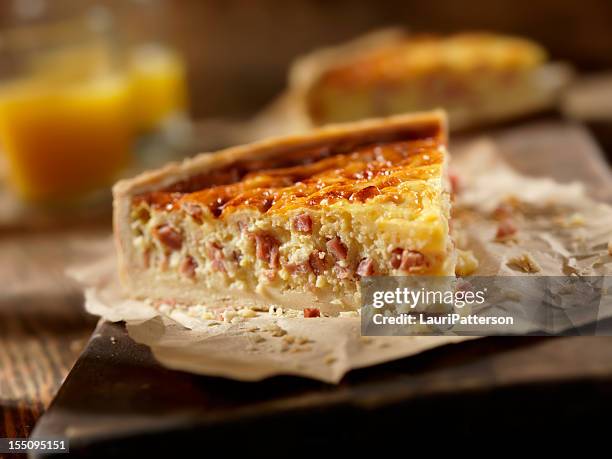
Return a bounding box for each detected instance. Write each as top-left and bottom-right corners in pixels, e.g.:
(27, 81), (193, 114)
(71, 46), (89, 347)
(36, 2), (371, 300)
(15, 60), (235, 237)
(507, 252), (541, 273)
(494, 218), (518, 242)
(222, 310), (238, 323)
(324, 355), (337, 365)
(282, 309), (301, 318)
(296, 336), (310, 345)
(338, 310), (359, 318)
(187, 304), (213, 318)
(290, 345), (312, 353)
(251, 334), (265, 344)
(567, 213), (585, 227)
(455, 249), (479, 276)
(492, 195), (523, 220)
(208, 321), (221, 327)
(238, 308), (257, 318)
(246, 326), (259, 333)
(262, 323), (287, 337)
(271, 328), (287, 337)
(555, 212), (586, 228)
(266, 305), (301, 318)
(282, 335), (295, 345)
(492, 203), (513, 221)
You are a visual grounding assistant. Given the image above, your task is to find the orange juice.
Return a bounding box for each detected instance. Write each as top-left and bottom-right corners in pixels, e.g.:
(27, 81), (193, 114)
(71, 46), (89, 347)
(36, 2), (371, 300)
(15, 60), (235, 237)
(0, 73), (133, 202)
(129, 45), (188, 132)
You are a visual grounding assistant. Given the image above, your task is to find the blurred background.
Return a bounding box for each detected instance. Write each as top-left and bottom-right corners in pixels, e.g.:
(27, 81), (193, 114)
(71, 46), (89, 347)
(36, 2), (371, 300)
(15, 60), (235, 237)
(4, 0), (607, 119)
(129, 0), (612, 119)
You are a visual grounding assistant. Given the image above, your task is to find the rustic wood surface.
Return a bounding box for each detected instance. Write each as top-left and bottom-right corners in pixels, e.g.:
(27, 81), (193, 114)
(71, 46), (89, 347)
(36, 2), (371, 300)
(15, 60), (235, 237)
(0, 119), (610, 444)
(0, 224), (108, 438)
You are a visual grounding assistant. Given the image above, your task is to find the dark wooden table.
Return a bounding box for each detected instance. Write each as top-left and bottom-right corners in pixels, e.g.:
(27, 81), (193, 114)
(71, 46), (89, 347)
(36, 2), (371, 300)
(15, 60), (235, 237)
(0, 223), (106, 438)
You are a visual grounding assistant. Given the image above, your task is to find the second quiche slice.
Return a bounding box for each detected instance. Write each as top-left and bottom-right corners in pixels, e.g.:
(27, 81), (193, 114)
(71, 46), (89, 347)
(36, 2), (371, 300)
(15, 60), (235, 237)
(114, 111), (455, 314)
(289, 31), (570, 132)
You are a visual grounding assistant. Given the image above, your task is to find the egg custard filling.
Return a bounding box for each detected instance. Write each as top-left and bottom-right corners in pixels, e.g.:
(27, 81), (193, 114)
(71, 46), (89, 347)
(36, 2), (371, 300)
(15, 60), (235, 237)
(114, 111), (455, 314)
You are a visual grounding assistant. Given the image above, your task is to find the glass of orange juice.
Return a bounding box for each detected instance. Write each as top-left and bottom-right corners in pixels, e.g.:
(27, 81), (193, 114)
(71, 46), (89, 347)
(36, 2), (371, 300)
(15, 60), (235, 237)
(128, 44), (189, 134)
(0, 12), (134, 205)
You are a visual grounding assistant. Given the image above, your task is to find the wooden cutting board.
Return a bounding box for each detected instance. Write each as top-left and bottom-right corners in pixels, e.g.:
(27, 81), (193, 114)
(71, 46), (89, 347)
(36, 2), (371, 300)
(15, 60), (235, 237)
(30, 119), (612, 456)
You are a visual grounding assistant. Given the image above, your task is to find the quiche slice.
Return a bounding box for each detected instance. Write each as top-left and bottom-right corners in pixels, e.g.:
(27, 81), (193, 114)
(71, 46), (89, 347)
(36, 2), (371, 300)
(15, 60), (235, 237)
(114, 110), (455, 314)
(290, 30), (571, 131)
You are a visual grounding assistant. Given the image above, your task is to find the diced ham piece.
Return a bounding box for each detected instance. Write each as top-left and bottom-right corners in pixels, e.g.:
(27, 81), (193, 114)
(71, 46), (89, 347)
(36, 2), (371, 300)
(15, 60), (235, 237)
(326, 237), (348, 260)
(182, 202), (204, 224)
(493, 202), (514, 220)
(390, 248), (404, 269)
(304, 308), (320, 318)
(292, 213), (313, 234)
(254, 232), (280, 268)
(356, 258), (375, 277)
(495, 218), (518, 240)
(206, 241), (226, 272)
(493, 195), (520, 220)
(153, 224), (183, 251)
(390, 248), (427, 272)
(180, 255), (197, 279)
(285, 262), (311, 275)
(400, 250), (426, 271)
(309, 250), (329, 275)
(230, 250), (243, 264)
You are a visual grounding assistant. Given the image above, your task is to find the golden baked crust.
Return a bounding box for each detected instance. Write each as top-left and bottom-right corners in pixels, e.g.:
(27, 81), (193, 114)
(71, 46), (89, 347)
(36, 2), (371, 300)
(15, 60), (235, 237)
(114, 110), (454, 314)
(134, 137), (444, 220)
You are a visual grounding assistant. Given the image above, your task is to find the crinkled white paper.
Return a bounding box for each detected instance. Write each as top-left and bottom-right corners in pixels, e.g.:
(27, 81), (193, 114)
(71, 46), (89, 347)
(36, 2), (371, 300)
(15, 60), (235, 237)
(70, 140), (612, 383)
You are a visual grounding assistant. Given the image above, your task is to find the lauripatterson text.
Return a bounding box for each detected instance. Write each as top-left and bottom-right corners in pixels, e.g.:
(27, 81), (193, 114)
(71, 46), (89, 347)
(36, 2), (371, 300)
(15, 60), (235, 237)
(371, 313), (514, 326)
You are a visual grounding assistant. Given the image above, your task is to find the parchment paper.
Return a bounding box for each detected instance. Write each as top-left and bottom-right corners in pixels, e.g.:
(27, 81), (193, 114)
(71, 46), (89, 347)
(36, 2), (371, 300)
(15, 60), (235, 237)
(70, 140), (612, 383)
